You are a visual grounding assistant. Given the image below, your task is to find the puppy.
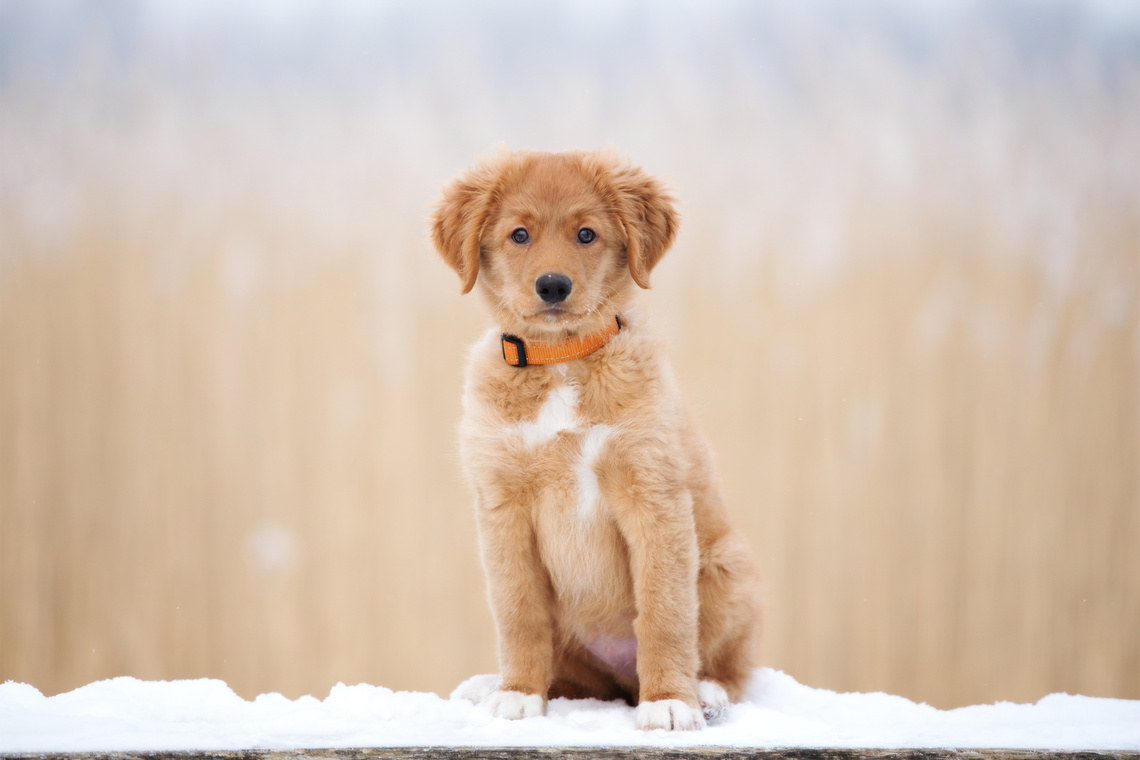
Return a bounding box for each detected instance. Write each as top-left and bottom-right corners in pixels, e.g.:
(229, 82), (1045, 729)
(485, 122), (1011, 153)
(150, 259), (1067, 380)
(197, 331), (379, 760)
(431, 149), (761, 731)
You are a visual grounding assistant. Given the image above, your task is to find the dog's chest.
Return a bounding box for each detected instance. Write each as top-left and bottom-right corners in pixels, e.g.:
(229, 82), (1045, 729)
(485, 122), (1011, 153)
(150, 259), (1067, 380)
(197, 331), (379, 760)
(472, 375), (633, 606)
(491, 377), (615, 520)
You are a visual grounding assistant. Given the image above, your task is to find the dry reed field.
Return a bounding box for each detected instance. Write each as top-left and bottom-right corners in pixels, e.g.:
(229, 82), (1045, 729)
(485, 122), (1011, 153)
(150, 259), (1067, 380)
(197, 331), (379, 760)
(1, 0), (1138, 710)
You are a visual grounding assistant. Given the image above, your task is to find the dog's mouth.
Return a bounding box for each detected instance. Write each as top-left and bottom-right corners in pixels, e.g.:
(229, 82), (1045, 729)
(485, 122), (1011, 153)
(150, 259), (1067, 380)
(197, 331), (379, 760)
(514, 306), (594, 335)
(526, 305), (578, 323)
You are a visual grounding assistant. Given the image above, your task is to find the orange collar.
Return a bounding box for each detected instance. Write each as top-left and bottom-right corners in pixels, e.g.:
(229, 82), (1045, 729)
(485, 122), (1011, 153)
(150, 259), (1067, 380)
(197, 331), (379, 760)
(501, 316), (622, 367)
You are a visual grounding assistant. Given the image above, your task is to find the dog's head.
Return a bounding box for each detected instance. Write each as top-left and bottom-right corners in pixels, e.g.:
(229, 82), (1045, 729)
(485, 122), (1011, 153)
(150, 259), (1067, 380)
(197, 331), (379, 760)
(430, 149), (678, 338)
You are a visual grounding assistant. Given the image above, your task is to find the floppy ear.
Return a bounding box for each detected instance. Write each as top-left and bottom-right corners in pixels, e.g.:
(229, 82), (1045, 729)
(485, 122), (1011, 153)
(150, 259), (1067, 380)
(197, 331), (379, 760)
(607, 160), (679, 289)
(430, 162), (498, 295)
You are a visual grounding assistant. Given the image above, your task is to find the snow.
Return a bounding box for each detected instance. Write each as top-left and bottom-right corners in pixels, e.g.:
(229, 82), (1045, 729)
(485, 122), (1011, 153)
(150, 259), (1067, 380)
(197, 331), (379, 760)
(1, 669), (1137, 753)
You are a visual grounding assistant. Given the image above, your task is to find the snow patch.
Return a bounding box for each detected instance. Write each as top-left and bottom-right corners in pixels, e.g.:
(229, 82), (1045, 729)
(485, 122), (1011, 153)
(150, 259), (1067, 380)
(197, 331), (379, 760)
(1, 669), (1138, 752)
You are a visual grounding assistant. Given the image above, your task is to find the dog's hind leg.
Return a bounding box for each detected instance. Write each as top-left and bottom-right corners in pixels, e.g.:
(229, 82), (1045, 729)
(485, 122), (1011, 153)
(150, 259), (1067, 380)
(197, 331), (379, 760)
(696, 531), (763, 705)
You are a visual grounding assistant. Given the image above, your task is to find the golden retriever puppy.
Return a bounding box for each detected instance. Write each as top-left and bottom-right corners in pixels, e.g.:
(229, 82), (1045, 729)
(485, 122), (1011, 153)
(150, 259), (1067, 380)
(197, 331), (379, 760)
(431, 148), (761, 731)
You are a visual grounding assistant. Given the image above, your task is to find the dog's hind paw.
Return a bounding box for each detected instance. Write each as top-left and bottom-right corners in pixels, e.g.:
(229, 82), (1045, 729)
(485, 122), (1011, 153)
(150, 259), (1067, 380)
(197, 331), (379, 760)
(698, 679), (730, 722)
(449, 673), (500, 704)
(483, 688), (545, 720)
(635, 699), (706, 731)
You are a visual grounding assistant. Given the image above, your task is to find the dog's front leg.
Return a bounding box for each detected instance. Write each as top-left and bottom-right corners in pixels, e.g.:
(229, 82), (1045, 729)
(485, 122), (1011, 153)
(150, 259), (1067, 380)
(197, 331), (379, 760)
(474, 491), (555, 720)
(607, 474), (705, 730)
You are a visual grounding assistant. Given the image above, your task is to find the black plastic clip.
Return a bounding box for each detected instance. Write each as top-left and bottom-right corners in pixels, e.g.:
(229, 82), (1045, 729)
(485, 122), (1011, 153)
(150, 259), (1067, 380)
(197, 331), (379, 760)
(501, 334), (528, 367)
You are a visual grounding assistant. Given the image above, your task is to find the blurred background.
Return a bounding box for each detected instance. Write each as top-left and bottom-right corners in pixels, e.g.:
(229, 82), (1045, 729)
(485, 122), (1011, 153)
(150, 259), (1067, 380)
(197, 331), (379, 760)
(1, 0), (1137, 710)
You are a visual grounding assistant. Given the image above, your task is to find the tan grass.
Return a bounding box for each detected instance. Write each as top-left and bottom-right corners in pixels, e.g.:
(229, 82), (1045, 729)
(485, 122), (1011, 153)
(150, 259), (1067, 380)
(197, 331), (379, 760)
(1, 12), (1137, 708)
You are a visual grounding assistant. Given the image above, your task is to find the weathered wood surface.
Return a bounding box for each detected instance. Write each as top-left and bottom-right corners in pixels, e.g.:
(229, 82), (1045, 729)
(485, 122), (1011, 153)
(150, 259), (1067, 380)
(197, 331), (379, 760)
(4, 749), (1136, 760)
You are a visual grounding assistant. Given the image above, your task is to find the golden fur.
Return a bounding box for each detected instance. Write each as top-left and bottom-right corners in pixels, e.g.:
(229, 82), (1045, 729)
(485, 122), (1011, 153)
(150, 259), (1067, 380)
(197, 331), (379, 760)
(431, 148), (761, 731)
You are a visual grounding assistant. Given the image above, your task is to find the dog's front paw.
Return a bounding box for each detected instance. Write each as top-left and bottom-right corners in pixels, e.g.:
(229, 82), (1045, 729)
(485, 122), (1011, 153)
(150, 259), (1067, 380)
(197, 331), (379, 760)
(484, 689), (545, 720)
(635, 699), (706, 731)
(698, 679), (730, 722)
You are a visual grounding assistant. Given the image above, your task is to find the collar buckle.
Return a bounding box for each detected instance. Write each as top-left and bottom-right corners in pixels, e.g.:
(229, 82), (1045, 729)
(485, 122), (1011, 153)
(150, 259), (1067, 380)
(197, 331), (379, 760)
(501, 334), (528, 367)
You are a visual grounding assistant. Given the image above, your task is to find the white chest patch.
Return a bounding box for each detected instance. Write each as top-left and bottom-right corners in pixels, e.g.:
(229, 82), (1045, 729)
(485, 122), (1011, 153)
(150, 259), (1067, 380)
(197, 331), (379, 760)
(575, 424), (613, 519)
(516, 383), (579, 449)
(510, 384), (613, 520)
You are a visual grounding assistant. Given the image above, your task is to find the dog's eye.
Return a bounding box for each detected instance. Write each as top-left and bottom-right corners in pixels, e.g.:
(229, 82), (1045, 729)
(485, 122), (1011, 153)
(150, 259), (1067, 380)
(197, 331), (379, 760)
(577, 227), (596, 244)
(510, 228), (530, 244)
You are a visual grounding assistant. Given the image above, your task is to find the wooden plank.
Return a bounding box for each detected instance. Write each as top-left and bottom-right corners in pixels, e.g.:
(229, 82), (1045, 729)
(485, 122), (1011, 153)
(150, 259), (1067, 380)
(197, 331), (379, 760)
(4, 749), (1137, 760)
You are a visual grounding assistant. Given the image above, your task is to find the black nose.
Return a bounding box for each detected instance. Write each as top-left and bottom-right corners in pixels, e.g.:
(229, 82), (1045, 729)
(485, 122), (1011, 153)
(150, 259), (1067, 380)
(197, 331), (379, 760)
(536, 273), (572, 304)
